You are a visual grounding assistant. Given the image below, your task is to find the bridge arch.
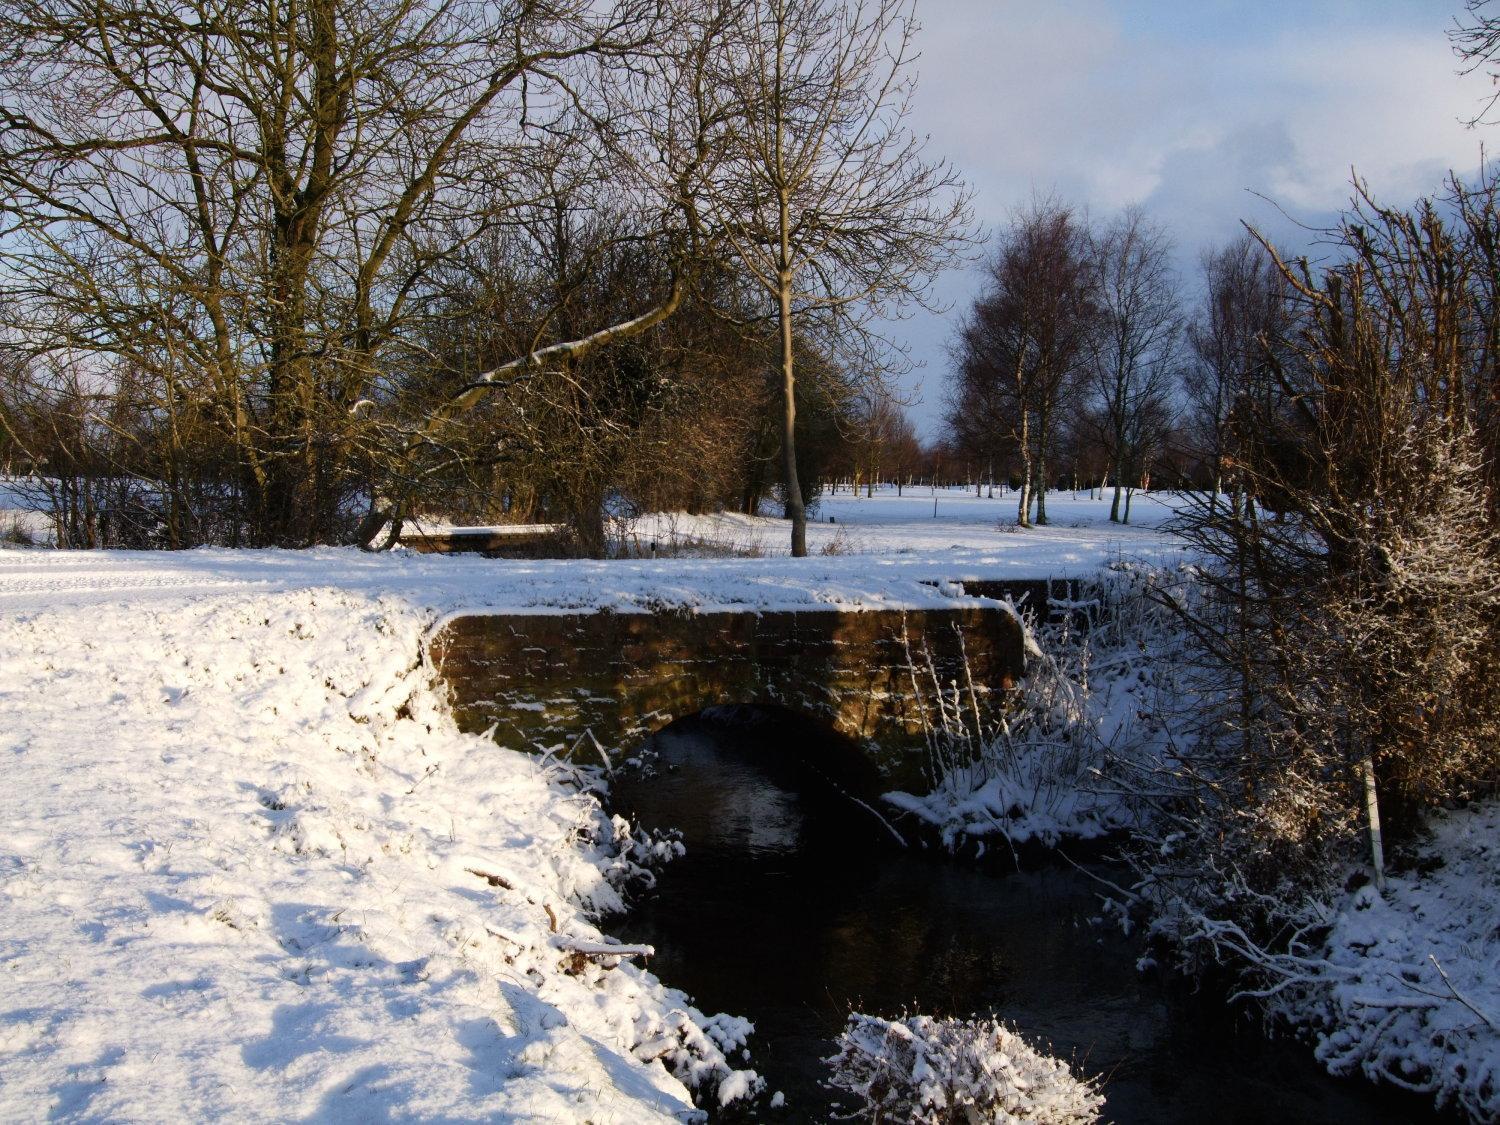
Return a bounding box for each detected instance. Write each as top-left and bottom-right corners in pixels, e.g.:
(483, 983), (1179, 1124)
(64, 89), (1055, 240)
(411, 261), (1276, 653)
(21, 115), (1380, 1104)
(429, 600), (1025, 789)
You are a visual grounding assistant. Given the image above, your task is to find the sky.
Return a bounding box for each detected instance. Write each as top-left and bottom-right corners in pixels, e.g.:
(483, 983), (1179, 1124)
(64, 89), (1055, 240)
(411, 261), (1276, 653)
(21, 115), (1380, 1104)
(892, 0), (1495, 437)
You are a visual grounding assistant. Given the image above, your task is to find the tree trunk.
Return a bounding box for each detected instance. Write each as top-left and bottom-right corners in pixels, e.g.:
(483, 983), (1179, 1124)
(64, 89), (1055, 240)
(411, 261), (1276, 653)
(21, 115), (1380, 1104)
(1110, 454), (1124, 522)
(1034, 407), (1049, 526)
(1016, 411), (1032, 528)
(1362, 750), (1387, 893)
(777, 273), (807, 556)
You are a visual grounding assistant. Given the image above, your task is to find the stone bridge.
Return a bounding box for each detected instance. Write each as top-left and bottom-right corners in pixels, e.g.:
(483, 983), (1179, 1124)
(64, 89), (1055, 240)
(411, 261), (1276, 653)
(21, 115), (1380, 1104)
(428, 578), (1046, 789)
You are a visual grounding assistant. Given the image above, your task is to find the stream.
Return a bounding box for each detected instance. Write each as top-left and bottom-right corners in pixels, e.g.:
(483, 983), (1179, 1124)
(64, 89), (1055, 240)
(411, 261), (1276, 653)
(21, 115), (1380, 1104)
(608, 712), (1439, 1123)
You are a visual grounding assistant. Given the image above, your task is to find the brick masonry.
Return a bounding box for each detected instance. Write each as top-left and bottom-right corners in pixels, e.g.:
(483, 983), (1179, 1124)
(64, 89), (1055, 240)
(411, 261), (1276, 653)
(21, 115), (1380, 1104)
(429, 602), (1026, 789)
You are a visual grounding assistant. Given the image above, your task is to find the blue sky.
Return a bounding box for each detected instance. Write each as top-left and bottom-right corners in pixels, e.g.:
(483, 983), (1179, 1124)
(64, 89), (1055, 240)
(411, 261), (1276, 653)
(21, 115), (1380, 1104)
(892, 0), (1493, 435)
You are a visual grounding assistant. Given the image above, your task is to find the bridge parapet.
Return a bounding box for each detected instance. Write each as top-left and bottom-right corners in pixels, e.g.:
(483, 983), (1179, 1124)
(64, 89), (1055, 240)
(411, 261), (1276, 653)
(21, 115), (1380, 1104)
(429, 600), (1025, 788)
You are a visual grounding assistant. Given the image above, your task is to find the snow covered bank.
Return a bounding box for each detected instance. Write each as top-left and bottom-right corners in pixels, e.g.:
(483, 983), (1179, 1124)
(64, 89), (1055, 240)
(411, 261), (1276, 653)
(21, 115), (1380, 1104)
(1152, 799), (1500, 1120)
(0, 564), (759, 1120)
(1281, 802), (1500, 1120)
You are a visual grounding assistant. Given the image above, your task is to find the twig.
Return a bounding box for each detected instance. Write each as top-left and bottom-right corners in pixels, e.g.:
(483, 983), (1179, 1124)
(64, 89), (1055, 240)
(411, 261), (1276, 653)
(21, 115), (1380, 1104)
(1055, 847), (1140, 905)
(1428, 954), (1500, 1031)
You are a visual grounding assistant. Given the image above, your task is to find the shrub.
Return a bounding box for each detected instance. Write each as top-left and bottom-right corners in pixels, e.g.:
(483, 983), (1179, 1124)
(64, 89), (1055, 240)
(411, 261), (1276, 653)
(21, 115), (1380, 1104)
(825, 1012), (1102, 1124)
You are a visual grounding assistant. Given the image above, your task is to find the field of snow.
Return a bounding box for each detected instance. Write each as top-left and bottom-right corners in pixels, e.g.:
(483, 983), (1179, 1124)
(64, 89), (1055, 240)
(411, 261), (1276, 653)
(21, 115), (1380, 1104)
(630, 486), (1188, 566)
(0, 496), (1177, 1121)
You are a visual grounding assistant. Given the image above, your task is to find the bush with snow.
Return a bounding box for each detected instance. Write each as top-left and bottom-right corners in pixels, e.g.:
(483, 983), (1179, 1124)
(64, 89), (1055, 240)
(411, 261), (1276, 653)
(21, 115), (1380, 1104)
(825, 1012), (1103, 1124)
(886, 566), (1187, 850)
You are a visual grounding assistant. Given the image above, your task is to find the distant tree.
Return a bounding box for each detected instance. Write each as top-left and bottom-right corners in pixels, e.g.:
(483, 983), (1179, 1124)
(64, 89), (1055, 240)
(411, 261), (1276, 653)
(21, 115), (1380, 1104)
(950, 202), (1094, 527)
(1182, 235), (1292, 517)
(1084, 208), (1181, 523)
(847, 394), (917, 496)
(708, 0), (973, 555)
(943, 331), (1017, 497)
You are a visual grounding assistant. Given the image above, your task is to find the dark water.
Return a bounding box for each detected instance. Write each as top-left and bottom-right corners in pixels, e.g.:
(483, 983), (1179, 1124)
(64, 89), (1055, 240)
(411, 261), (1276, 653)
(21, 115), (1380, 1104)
(609, 713), (1438, 1124)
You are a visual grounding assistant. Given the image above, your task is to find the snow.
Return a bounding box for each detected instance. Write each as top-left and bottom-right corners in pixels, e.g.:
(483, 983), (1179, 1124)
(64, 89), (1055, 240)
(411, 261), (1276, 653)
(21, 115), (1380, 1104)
(882, 567), (1183, 850)
(630, 486), (1189, 564)
(825, 1011), (1103, 1124)
(1293, 802), (1500, 1120)
(0, 490), (1178, 1120)
(2, 488), (1490, 1119)
(0, 574), (760, 1121)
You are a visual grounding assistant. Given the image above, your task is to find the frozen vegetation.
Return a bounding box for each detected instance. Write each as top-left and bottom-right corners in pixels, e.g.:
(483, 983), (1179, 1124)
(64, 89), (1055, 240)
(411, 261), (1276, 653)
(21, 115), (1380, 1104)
(882, 565), (1185, 851)
(1147, 800), (1500, 1121)
(1308, 804), (1500, 1119)
(826, 1012), (1103, 1124)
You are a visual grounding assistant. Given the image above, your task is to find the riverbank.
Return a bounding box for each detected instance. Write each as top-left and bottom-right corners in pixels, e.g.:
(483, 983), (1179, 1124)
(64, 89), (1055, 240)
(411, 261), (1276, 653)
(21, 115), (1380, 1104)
(872, 561), (1499, 1122)
(0, 568), (758, 1120)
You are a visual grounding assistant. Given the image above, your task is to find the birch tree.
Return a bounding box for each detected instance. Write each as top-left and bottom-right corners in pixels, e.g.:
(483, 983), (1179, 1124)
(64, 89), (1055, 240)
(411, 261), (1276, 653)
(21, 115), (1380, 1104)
(951, 203), (1092, 527)
(710, 0), (971, 555)
(1085, 207), (1180, 523)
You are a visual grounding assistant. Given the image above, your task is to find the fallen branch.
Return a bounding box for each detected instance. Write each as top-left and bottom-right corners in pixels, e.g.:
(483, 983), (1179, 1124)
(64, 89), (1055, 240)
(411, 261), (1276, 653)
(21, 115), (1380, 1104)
(553, 935), (654, 960)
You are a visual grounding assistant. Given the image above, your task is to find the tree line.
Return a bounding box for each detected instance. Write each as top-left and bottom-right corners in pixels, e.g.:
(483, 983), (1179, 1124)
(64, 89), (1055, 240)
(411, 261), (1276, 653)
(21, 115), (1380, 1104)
(942, 200), (1300, 528)
(0, 0), (971, 556)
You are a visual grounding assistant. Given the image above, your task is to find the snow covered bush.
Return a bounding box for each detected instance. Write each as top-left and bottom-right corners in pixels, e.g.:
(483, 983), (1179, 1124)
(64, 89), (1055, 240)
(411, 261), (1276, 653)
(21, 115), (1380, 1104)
(1120, 182), (1500, 1120)
(825, 1012), (1103, 1124)
(885, 566), (1187, 850)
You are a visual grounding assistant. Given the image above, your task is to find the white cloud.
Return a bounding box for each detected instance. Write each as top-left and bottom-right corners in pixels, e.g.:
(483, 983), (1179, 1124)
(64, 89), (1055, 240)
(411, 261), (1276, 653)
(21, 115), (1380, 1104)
(890, 2), (1494, 434)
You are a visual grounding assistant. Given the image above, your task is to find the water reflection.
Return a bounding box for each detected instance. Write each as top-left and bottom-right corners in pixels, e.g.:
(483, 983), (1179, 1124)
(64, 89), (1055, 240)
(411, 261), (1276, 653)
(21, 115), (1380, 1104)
(609, 713), (1438, 1124)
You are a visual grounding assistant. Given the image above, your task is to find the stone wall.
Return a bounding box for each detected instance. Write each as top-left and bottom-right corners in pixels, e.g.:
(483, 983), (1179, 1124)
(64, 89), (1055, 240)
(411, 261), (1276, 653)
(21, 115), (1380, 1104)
(429, 603), (1026, 788)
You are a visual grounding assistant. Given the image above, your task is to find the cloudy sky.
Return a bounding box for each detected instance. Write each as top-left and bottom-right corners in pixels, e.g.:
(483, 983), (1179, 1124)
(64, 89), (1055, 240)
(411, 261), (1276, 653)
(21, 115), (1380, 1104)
(892, 0), (1495, 435)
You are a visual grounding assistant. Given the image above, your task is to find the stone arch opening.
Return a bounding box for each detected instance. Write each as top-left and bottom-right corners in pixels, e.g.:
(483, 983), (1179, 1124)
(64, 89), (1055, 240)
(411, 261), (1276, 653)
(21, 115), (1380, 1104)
(620, 703), (910, 852)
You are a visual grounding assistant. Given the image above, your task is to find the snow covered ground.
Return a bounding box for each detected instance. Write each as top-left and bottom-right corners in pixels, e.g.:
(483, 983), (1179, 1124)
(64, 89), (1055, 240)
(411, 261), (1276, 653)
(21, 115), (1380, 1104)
(629, 486), (1188, 565)
(0, 571), (768, 1121)
(1301, 802), (1500, 1120)
(8, 491), (1488, 1121)
(0, 491), (1177, 1121)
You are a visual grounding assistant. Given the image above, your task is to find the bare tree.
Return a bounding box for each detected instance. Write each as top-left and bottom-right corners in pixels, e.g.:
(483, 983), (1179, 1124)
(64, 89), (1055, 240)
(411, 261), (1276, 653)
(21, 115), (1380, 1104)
(1084, 207), (1181, 523)
(708, 0), (972, 555)
(1452, 0), (1500, 123)
(0, 0), (730, 548)
(1182, 234), (1291, 517)
(950, 202), (1093, 527)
